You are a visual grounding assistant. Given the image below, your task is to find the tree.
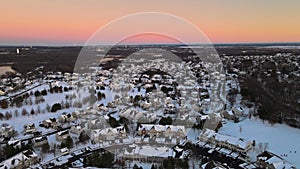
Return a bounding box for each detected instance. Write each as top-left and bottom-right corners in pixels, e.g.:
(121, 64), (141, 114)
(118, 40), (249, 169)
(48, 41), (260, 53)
(4, 111), (12, 120)
(133, 164), (139, 169)
(159, 116), (173, 125)
(37, 105), (41, 114)
(108, 117), (120, 128)
(22, 109), (28, 116)
(14, 110), (19, 117)
(41, 143), (50, 153)
(51, 103), (62, 112)
(0, 100), (9, 109)
(46, 104), (51, 112)
(28, 97), (33, 105)
(30, 108), (35, 115)
(65, 101), (70, 109)
(34, 90), (41, 97)
(41, 89), (47, 96)
(84, 152), (114, 168)
(79, 131), (90, 142)
(151, 164), (158, 169)
(61, 136), (73, 149)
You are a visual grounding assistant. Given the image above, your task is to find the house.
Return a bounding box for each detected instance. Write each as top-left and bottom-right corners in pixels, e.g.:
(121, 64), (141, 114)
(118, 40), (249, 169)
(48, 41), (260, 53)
(58, 113), (75, 123)
(88, 126), (126, 143)
(256, 151), (296, 169)
(56, 130), (70, 142)
(70, 125), (84, 135)
(8, 140), (22, 149)
(23, 123), (36, 134)
(33, 136), (48, 147)
(42, 118), (58, 128)
(199, 129), (253, 153)
(0, 125), (16, 138)
(232, 107), (244, 116)
(87, 117), (108, 129)
(137, 124), (186, 139)
(222, 110), (239, 122)
(0, 150), (39, 169)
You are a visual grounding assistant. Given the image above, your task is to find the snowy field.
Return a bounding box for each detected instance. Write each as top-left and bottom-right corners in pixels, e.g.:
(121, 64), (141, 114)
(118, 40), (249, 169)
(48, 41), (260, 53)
(219, 118), (300, 167)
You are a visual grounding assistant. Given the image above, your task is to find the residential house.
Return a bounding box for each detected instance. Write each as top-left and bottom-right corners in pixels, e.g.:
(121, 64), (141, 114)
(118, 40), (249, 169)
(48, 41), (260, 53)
(199, 129), (253, 153)
(42, 118), (58, 128)
(70, 125), (84, 135)
(56, 130), (70, 142)
(58, 113), (75, 123)
(23, 123), (36, 134)
(33, 136), (48, 147)
(0, 125), (16, 138)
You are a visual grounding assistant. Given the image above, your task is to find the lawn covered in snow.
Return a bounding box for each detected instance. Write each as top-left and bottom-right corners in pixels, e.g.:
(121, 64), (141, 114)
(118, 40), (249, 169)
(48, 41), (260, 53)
(219, 117), (300, 167)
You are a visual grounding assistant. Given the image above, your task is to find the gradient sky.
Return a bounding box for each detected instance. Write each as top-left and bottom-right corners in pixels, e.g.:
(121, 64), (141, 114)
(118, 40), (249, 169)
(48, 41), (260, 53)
(1, 0), (300, 45)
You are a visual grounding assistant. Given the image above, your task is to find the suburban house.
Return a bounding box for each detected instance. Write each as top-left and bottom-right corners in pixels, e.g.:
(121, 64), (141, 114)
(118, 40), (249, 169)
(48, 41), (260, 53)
(42, 118), (58, 128)
(58, 113), (75, 123)
(137, 124), (186, 139)
(222, 110), (239, 122)
(256, 151), (296, 169)
(70, 125), (84, 135)
(88, 126), (127, 143)
(23, 123), (36, 134)
(0, 150), (39, 169)
(33, 136), (48, 147)
(0, 125), (16, 138)
(56, 130), (70, 142)
(87, 117), (108, 130)
(199, 129), (253, 153)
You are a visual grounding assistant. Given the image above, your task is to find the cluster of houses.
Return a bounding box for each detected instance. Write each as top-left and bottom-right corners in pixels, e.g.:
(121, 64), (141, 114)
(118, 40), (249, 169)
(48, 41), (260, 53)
(71, 109), (127, 144)
(0, 150), (39, 169)
(88, 126), (127, 143)
(0, 74), (24, 96)
(119, 109), (157, 123)
(137, 124), (186, 144)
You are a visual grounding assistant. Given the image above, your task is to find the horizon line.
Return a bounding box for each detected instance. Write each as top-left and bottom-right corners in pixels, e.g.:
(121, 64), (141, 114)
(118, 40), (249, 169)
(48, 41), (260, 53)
(1, 42), (300, 47)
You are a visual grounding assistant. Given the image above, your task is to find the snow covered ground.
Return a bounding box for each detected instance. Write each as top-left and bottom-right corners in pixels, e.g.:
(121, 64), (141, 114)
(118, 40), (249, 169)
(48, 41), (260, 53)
(219, 117), (300, 167)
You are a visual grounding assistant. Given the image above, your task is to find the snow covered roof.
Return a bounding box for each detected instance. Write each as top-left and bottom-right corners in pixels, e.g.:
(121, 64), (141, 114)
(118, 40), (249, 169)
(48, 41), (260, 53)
(124, 145), (173, 158)
(138, 124), (186, 134)
(200, 129), (251, 150)
(91, 126), (126, 137)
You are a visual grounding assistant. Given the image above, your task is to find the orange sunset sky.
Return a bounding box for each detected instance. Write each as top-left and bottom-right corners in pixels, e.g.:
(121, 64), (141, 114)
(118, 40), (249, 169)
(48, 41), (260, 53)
(1, 0), (300, 45)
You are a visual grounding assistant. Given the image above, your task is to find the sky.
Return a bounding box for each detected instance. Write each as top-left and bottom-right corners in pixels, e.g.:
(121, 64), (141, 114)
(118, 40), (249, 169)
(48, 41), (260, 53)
(0, 0), (300, 45)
